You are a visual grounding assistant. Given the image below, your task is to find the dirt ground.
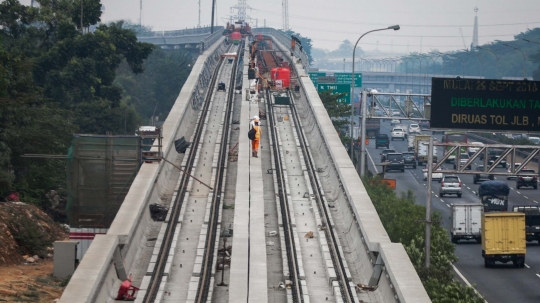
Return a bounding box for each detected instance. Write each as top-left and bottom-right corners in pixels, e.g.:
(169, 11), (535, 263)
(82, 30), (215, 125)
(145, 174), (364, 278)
(0, 259), (65, 302)
(0, 202), (68, 302)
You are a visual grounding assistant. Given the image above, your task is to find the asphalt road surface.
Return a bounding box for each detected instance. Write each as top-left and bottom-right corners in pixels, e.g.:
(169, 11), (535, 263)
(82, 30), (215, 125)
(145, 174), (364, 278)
(365, 119), (540, 303)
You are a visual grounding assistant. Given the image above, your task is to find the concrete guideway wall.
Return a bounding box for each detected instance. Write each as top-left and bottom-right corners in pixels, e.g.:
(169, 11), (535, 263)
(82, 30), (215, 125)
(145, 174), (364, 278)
(265, 32), (431, 303)
(58, 37), (228, 303)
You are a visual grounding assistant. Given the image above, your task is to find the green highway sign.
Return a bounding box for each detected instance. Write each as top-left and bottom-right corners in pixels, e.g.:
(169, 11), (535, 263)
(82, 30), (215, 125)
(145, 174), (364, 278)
(333, 73), (362, 87)
(317, 83), (351, 104)
(309, 72), (326, 86)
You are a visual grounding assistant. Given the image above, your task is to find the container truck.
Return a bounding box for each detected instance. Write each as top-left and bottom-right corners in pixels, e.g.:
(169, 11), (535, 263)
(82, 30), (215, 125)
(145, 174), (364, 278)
(407, 134), (415, 151)
(415, 135), (437, 166)
(478, 180), (509, 212)
(365, 118), (380, 138)
(512, 205), (540, 242)
(450, 203), (483, 243)
(482, 212), (526, 268)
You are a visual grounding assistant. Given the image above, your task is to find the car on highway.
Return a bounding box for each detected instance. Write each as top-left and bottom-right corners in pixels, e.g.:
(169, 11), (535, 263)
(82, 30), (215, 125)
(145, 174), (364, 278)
(529, 137), (540, 145)
(408, 123), (421, 134)
(479, 148), (503, 160)
(380, 149), (396, 162)
(507, 163), (523, 180)
(453, 153), (472, 170)
(516, 169), (538, 189)
(402, 152), (416, 169)
(439, 175), (462, 198)
(391, 127), (406, 141)
(467, 142), (483, 156)
(488, 155), (507, 168)
(473, 165), (494, 184)
(423, 163), (443, 181)
(375, 134), (390, 149)
(390, 119), (400, 126)
(391, 109), (401, 116)
(385, 153), (405, 172)
(419, 120), (430, 130)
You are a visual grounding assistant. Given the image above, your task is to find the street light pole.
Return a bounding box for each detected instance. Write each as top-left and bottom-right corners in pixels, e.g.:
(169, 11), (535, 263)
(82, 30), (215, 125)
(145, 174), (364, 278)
(353, 25), (400, 176)
(502, 43), (527, 78)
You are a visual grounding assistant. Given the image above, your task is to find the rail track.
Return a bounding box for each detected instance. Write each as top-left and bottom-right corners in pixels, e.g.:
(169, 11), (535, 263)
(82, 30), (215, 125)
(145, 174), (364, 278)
(265, 87), (356, 302)
(142, 43), (240, 303)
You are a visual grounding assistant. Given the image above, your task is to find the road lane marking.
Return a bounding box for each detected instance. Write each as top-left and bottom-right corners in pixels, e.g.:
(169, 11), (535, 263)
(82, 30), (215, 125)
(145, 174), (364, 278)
(524, 196), (529, 199)
(452, 264), (488, 303)
(525, 264), (530, 268)
(447, 204), (450, 207)
(440, 199), (444, 202)
(517, 191), (521, 194)
(536, 274), (540, 278)
(467, 187), (471, 190)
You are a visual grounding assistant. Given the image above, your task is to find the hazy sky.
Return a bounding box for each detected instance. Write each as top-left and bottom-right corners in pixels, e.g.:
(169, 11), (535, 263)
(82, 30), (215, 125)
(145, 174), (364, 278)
(18, 0), (540, 54)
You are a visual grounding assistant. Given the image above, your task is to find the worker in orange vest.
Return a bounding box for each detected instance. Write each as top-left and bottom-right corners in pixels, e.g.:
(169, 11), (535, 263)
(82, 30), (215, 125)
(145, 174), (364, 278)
(252, 118), (262, 157)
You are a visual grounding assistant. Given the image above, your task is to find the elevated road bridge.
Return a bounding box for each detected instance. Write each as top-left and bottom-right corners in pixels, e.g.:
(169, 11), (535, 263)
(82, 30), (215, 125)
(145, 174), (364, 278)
(59, 28), (430, 303)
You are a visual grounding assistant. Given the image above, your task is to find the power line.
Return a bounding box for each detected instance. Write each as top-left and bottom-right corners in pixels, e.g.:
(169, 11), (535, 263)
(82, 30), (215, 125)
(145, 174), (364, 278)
(250, 8), (540, 28)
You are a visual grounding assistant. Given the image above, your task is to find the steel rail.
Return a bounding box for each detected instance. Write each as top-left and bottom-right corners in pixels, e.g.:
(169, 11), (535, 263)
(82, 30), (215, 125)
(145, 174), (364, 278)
(194, 43), (241, 302)
(266, 90), (304, 302)
(142, 44), (231, 303)
(288, 90), (355, 302)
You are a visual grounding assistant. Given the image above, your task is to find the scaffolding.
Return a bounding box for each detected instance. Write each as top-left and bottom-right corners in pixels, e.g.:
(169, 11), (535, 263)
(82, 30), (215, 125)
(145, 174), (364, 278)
(66, 134), (143, 228)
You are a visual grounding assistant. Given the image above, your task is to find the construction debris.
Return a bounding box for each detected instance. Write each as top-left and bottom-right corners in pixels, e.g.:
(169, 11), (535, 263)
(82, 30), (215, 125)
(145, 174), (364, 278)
(357, 284), (378, 292)
(149, 204), (168, 221)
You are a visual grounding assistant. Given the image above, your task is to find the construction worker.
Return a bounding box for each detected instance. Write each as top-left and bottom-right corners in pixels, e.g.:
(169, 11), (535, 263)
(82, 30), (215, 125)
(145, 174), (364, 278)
(252, 118), (262, 157)
(250, 115), (259, 127)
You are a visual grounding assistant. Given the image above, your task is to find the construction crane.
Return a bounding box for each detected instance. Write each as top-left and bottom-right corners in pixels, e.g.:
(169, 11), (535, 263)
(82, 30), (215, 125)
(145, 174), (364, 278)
(459, 28), (467, 51)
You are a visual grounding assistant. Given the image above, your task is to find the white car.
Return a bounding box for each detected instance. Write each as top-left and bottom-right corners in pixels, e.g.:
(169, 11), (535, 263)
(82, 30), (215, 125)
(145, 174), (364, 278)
(392, 110), (401, 117)
(507, 163), (524, 180)
(529, 137), (540, 145)
(390, 119), (400, 126)
(453, 153), (472, 170)
(468, 142), (484, 156)
(423, 164), (444, 181)
(408, 123), (421, 134)
(391, 127), (406, 141)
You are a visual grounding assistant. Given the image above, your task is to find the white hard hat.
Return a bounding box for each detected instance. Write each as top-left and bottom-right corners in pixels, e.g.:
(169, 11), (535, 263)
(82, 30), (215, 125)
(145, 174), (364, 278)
(253, 115), (259, 120)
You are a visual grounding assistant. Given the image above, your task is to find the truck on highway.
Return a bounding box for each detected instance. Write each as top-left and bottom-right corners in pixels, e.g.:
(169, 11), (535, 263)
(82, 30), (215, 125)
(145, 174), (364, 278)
(365, 118), (380, 138)
(482, 212), (526, 268)
(450, 203), (483, 244)
(512, 205), (540, 242)
(478, 180), (509, 212)
(415, 135), (436, 166)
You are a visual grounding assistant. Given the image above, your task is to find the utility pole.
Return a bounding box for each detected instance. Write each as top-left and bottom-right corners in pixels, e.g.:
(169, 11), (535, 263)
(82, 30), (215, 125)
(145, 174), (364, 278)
(425, 137), (434, 269)
(197, 0), (201, 27)
(211, 0), (216, 33)
(140, 0), (142, 27)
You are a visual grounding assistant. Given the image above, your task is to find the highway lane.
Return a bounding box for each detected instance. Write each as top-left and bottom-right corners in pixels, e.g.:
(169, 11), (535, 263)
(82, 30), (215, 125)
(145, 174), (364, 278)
(366, 119), (540, 303)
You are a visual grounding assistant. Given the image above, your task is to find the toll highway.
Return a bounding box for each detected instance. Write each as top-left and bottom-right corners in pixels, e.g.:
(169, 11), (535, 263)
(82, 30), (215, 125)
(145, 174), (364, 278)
(365, 118), (540, 303)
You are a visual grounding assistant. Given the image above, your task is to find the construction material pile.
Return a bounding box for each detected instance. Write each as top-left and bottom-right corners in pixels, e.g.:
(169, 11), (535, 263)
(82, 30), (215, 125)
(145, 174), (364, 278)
(0, 202), (68, 265)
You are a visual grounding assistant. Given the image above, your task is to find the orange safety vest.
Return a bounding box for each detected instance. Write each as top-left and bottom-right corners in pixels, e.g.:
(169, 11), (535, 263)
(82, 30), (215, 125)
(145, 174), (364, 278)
(253, 125), (261, 139)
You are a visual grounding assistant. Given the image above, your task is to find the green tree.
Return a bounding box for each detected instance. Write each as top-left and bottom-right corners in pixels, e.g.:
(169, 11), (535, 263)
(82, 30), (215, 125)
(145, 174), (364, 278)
(364, 177), (485, 303)
(0, 0), (154, 206)
(115, 48), (193, 123)
(318, 90), (352, 146)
